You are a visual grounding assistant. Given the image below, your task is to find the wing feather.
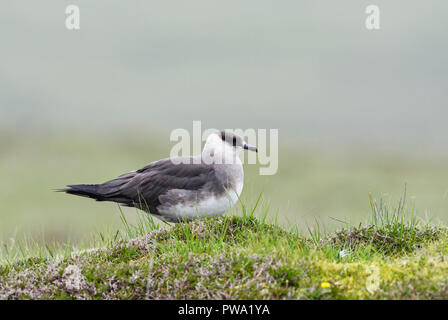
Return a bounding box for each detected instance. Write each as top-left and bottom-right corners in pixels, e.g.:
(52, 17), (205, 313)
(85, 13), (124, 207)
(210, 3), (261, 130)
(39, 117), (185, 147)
(96, 158), (222, 213)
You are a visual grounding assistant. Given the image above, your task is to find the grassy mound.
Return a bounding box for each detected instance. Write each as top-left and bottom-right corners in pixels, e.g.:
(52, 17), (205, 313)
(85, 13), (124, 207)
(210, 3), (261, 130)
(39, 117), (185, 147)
(1, 213), (447, 300)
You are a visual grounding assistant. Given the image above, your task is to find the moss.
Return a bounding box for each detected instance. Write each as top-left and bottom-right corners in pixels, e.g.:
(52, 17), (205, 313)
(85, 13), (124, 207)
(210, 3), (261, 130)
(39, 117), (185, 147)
(1, 216), (447, 300)
(326, 224), (444, 255)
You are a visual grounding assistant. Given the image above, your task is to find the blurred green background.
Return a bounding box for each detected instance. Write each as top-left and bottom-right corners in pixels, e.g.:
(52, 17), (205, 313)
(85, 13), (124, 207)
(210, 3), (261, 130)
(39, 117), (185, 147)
(1, 1), (447, 243)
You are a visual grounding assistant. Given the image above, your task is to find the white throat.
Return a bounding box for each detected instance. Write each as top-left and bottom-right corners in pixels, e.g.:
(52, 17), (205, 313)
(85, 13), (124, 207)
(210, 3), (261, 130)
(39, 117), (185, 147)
(202, 133), (241, 165)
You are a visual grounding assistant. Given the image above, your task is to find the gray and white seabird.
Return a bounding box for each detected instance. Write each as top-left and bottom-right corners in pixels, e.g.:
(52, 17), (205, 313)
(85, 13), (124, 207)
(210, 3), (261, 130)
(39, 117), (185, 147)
(63, 131), (258, 222)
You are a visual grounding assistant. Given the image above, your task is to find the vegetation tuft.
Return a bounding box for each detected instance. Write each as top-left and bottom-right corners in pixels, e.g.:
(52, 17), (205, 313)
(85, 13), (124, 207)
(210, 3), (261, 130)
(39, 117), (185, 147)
(1, 190), (447, 300)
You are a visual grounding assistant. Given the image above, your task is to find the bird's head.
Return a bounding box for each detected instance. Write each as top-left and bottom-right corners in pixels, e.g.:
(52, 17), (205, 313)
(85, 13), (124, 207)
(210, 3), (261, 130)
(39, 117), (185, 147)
(203, 130), (257, 163)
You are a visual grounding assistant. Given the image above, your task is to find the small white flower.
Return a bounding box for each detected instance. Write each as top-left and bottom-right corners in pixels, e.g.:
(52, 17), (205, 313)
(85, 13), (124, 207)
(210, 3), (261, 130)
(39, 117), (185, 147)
(339, 249), (350, 258)
(63, 265), (86, 291)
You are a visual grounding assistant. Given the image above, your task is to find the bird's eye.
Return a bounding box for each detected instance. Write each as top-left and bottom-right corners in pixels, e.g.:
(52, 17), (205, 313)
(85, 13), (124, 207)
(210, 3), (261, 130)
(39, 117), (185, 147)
(232, 137), (237, 146)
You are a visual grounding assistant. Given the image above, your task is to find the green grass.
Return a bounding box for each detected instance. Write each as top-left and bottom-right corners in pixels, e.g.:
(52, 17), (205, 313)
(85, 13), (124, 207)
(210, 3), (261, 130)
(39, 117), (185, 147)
(1, 193), (447, 300)
(2, 133), (448, 246)
(2, 133), (448, 299)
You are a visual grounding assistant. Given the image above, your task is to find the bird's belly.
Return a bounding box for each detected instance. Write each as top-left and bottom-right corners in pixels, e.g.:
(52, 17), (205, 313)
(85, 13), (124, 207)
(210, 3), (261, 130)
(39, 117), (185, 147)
(156, 183), (243, 223)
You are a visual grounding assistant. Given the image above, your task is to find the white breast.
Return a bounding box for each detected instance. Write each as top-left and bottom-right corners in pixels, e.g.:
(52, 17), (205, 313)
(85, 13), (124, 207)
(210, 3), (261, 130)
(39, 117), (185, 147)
(157, 181), (244, 222)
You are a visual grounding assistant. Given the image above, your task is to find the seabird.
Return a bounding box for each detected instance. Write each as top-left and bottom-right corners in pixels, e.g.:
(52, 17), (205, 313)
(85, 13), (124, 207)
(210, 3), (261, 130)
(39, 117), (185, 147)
(62, 131), (258, 222)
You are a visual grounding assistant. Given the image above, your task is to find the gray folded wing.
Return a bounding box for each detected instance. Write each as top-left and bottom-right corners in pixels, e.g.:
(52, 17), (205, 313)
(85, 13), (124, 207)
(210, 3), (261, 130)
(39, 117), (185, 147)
(92, 158), (223, 214)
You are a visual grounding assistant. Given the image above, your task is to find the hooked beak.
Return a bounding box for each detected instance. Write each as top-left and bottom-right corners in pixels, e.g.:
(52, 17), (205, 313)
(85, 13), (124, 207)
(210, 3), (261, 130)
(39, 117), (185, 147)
(243, 143), (258, 152)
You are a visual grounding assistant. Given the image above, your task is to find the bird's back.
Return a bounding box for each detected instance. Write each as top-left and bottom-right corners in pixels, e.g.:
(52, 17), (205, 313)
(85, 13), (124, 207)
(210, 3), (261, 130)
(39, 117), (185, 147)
(64, 155), (244, 222)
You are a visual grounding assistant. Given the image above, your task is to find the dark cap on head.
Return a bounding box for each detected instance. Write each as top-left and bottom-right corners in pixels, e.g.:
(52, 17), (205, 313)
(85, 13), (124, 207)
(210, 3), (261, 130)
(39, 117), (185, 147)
(219, 130), (257, 152)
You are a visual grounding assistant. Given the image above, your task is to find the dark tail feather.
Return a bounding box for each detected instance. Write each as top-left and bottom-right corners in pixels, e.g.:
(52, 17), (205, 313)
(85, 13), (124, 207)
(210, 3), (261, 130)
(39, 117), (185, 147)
(59, 184), (133, 206)
(61, 184), (108, 201)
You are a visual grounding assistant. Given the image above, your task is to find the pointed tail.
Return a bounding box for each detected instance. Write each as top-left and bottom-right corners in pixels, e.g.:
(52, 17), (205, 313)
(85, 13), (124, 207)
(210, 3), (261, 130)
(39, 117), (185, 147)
(58, 183), (134, 206)
(60, 184), (108, 201)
